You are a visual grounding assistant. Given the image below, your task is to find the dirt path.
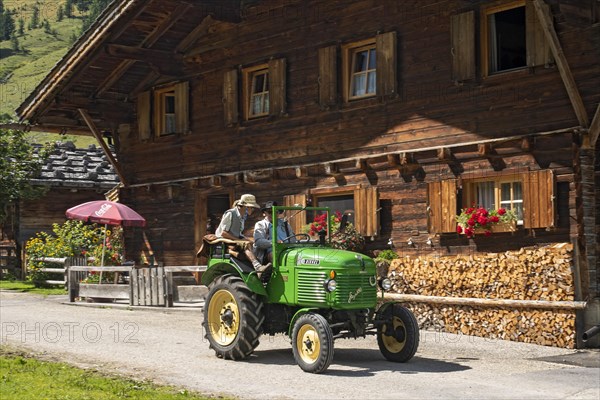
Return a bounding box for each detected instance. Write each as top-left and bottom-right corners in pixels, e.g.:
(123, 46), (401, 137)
(1, 290), (599, 400)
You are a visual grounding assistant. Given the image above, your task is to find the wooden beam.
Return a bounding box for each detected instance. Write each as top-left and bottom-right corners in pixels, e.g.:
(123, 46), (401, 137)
(355, 158), (368, 171)
(78, 108), (126, 185)
(400, 152), (415, 165)
(210, 175), (222, 187)
(387, 154), (400, 167)
(105, 44), (183, 75)
(176, 15), (216, 53)
(97, 3), (191, 98)
(532, 0), (589, 128)
(477, 144), (506, 171)
(295, 167), (309, 179)
(324, 163), (340, 176)
(521, 137), (534, 152)
(588, 103), (600, 148)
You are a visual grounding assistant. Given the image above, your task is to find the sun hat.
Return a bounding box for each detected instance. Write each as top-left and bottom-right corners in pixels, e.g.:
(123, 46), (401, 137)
(235, 194), (260, 208)
(261, 201), (278, 212)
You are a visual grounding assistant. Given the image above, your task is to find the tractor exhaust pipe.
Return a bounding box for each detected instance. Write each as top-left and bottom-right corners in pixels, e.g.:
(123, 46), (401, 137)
(582, 325), (600, 342)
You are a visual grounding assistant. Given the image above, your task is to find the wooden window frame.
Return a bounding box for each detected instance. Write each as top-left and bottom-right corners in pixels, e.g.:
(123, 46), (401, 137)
(310, 185), (379, 238)
(481, 0), (527, 77)
(243, 64), (270, 120)
(463, 176), (524, 225)
(428, 170), (555, 234)
(342, 38), (377, 102)
(154, 86), (177, 137)
(137, 81), (189, 140)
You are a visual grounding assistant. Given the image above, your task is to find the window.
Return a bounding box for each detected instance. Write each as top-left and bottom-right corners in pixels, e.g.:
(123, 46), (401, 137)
(485, 4), (526, 74)
(137, 81), (189, 140)
(466, 178), (524, 225)
(339, 32), (396, 103)
(349, 43), (376, 99)
(155, 87), (177, 136)
(230, 58), (286, 123)
(283, 186), (379, 238)
(313, 194), (356, 225)
(427, 170), (555, 234)
(452, 1), (552, 80)
(246, 66), (270, 118)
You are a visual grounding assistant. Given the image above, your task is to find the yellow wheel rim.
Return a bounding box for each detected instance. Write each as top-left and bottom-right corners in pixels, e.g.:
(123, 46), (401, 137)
(296, 323), (321, 364)
(381, 316), (406, 353)
(207, 289), (239, 346)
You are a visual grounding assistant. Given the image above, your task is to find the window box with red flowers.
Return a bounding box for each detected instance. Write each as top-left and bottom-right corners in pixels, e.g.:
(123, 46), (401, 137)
(456, 207), (517, 238)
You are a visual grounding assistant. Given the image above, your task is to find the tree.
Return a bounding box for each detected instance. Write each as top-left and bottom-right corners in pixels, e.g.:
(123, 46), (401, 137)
(65, 0), (73, 18)
(57, 6), (64, 22)
(18, 17), (23, 35)
(1, 10), (15, 40)
(10, 34), (18, 51)
(81, 0), (110, 32)
(0, 129), (50, 224)
(29, 5), (39, 29)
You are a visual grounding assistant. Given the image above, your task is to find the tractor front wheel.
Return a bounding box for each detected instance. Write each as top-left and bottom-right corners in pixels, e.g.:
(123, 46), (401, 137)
(203, 274), (264, 360)
(291, 313), (334, 374)
(376, 304), (419, 363)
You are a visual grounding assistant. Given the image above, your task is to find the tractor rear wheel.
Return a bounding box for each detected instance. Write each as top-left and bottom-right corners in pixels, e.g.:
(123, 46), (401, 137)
(376, 304), (419, 362)
(203, 274), (264, 360)
(291, 313), (334, 374)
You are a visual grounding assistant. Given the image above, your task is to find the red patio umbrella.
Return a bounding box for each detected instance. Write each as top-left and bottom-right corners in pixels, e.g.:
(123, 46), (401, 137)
(66, 200), (146, 268)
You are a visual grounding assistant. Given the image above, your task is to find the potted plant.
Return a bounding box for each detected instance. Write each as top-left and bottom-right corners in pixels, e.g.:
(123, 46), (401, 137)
(456, 206), (517, 238)
(305, 211), (366, 252)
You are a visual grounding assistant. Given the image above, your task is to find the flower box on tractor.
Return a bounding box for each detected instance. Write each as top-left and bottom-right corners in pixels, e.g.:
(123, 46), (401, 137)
(201, 205), (419, 373)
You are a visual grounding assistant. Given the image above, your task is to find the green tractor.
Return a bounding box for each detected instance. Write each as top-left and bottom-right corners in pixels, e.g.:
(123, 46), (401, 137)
(201, 205), (419, 373)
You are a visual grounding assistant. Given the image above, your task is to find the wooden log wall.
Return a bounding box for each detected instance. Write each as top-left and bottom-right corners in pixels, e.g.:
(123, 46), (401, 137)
(112, 0), (598, 286)
(388, 243), (577, 348)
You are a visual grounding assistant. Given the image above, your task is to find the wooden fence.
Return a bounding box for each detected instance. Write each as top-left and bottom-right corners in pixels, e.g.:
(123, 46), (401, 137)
(29, 256), (87, 287)
(68, 265), (206, 307)
(0, 243), (19, 279)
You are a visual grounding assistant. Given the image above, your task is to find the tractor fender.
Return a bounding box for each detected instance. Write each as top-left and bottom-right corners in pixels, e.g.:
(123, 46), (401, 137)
(201, 261), (267, 296)
(375, 301), (403, 318)
(288, 308), (321, 337)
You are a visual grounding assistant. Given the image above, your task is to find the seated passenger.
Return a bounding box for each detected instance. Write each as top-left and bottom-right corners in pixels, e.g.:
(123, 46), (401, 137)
(215, 194), (271, 274)
(254, 201), (296, 263)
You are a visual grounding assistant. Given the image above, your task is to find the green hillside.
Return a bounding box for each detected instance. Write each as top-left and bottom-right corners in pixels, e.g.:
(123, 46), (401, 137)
(0, 0), (101, 147)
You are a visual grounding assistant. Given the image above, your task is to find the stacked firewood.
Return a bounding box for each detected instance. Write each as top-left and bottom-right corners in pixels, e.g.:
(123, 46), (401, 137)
(388, 243), (576, 348)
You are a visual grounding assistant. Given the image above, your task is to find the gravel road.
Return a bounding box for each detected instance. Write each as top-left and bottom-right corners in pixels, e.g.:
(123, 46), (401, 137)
(1, 290), (599, 400)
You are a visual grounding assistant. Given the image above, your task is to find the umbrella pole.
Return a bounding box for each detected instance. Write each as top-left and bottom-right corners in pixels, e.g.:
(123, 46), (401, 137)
(99, 224), (107, 283)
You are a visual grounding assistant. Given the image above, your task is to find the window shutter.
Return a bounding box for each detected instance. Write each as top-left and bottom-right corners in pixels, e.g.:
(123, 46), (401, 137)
(223, 69), (238, 126)
(526, 0), (553, 67)
(318, 45), (337, 108)
(175, 81), (190, 134)
(522, 170), (555, 229)
(451, 11), (475, 81)
(427, 179), (457, 233)
(268, 58), (287, 116)
(137, 90), (151, 141)
(283, 194), (307, 237)
(376, 31), (397, 97)
(354, 186), (379, 238)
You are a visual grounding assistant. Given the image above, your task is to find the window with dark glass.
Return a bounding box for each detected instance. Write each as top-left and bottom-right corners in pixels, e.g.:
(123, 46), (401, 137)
(486, 5), (526, 74)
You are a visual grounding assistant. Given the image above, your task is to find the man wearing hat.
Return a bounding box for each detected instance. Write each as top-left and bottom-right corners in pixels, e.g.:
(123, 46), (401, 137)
(254, 201), (296, 263)
(215, 194), (271, 274)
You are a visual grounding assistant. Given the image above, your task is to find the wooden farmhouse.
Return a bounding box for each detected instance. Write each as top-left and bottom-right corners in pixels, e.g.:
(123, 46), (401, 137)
(15, 0), (599, 347)
(0, 142), (120, 277)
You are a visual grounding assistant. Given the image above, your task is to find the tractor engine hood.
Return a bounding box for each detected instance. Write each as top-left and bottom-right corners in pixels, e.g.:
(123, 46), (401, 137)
(287, 247), (375, 271)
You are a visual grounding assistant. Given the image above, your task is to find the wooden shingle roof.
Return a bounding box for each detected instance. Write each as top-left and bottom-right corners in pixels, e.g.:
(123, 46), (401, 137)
(31, 142), (120, 189)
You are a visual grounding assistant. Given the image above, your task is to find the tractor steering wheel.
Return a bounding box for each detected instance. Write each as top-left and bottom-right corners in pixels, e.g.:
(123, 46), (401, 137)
(282, 233), (311, 243)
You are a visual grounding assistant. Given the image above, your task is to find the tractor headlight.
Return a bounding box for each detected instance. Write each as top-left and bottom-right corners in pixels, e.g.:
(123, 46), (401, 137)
(379, 278), (392, 291)
(325, 279), (337, 292)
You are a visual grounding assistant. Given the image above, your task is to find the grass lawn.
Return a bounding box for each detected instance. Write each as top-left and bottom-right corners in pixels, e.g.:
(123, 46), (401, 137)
(0, 280), (66, 295)
(0, 347), (218, 399)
